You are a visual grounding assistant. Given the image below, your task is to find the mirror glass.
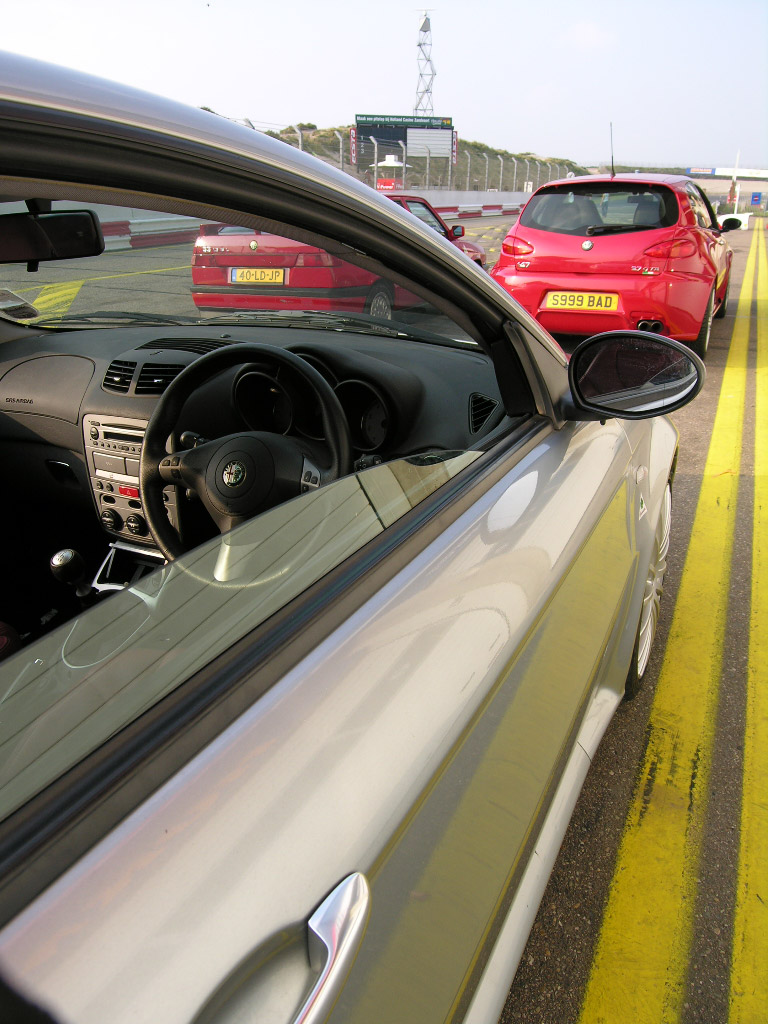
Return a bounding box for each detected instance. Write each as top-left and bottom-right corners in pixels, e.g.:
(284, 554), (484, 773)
(0, 211), (104, 264)
(571, 333), (701, 416)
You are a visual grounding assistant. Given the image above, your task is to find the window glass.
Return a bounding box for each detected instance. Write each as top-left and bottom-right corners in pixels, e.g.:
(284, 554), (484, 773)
(403, 200), (447, 235)
(520, 183), (678, 236)
(686, 184), (715, 228)
(0, 450), (481, 822)
(1, 199), (472, 345)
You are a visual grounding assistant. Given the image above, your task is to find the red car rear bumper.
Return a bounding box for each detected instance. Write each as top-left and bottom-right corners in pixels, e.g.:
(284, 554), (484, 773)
(491, 268), (712, 341)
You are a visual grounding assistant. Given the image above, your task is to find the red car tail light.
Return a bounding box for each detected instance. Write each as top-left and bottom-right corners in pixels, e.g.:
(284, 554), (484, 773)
(643, 239), (697, 259)
(295, 252), (342, 267)
(501, 237), (534, 256)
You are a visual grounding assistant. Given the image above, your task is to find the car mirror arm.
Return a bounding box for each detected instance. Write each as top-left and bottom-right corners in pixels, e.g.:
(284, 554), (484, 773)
(559, 393), (610, 423)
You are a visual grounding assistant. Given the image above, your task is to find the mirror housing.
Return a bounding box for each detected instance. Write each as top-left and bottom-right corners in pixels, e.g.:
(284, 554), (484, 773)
(0, 210), (104, 265)
(568, 331), (705, 420)
(451, 224), (465, 238)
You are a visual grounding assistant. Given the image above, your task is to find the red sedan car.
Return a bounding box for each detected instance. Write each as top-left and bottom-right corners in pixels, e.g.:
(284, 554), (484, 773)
(191, 227), (405, 318)
(191, 196), (485, 320)
(490, 174), (733, 357)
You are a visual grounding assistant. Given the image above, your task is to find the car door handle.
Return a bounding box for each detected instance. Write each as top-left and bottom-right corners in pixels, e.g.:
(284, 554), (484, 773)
(292, 872), (371, 1024)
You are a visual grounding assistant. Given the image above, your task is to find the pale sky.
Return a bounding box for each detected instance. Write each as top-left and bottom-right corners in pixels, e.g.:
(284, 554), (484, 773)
(3, 0), (767, 169)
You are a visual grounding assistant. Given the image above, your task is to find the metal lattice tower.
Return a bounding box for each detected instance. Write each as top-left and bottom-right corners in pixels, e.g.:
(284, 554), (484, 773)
(414, 12), (436, 115)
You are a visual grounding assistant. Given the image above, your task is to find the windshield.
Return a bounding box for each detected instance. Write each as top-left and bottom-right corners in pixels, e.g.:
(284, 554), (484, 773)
(520, 183), (679, 236)
(1, 199), (474, 345)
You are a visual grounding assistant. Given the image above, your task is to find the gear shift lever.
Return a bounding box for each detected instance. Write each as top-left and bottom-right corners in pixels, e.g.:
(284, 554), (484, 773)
(50, 548), (94, 602)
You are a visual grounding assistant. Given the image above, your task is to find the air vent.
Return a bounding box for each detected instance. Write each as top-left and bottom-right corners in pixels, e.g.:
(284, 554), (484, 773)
(137, 338), (232, 355)
(469, 393), (499, 433)
(135, 363), (185, 395)
(102, 360), (136, 393)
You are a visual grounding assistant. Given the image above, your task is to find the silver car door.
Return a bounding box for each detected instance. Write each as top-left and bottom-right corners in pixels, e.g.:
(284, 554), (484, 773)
(0, 418), (641, 1024)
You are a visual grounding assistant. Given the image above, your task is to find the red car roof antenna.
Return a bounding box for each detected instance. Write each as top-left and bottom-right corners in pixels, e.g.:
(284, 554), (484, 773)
(610, 122), (615, 179)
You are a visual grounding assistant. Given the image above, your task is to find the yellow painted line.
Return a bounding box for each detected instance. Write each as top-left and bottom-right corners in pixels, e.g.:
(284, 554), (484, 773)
(73, 264), (191, 285)
(16, 264), (191, 295)
(578, 227), (759, 1023)
(729, 220), (768, 1020)
(32, 281), (84, 316)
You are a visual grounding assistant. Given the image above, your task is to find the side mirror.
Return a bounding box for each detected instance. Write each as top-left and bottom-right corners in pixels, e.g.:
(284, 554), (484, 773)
(568, 331), (705, 420)
(0, 211), (104, 265)
(451, 224), (465, 238)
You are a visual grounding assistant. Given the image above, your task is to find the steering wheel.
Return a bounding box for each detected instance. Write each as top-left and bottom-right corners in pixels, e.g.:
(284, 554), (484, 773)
(140, 343), (352, 560)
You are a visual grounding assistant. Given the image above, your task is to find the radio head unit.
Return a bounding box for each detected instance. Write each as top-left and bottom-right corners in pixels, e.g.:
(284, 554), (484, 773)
(83, 414), (178, 546)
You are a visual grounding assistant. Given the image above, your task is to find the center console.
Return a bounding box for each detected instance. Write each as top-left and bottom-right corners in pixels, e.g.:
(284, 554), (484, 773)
(83, 414), (178, 545)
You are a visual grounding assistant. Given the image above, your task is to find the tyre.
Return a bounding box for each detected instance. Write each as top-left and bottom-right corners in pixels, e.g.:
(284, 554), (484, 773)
(691, 287), (714, 359)
(714, 273), (730, 319)
(365, 283), (393, 320)
(625, 482), (671, 699)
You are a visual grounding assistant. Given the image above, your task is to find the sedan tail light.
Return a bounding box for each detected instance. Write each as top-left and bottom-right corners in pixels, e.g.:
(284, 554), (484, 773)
(643, 239), (697, 259)
(295, 252), (342, 267)
(501, 237), (534, 256)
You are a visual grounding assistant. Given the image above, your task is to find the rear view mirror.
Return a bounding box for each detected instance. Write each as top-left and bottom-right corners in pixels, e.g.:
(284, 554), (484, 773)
(451, 224), (465, 238)
(0, 210), (104, 265)
(568, 331), (705, 419)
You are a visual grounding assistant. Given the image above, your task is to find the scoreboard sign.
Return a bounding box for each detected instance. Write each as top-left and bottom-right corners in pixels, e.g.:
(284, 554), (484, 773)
(356, 115), (453, 129)
(355, 114), (456, 165)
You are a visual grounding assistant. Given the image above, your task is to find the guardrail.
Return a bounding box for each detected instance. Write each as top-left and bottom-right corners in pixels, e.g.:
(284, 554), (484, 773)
(98, 194), (526, 250)
(101, 215), (202, 251)
(399, 190), (526, 221)
(97, 203), (755, 250)
(434, 201), (523, 220)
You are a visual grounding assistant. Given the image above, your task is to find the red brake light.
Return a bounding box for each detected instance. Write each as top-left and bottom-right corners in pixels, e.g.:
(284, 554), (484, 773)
(501, 237), (534, 256)
(643, 239), (697, 259)
(295, 252), (341, 267)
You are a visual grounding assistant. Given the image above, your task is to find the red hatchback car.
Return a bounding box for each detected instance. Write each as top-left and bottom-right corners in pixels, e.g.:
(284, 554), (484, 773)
(490, 174), (733, 357)
(191, 196), (485, 320)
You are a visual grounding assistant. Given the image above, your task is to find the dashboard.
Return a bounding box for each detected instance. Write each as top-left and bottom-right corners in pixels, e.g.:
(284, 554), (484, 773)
(0, 324), (506, 556)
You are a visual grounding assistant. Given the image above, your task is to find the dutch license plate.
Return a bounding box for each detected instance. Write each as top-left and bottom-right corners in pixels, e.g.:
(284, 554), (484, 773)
(230, 268), (285, 285)
(544, 291), (618, 311)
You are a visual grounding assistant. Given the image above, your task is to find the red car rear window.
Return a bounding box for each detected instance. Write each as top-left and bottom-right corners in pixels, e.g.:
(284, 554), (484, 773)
(520, 183), (678, 237)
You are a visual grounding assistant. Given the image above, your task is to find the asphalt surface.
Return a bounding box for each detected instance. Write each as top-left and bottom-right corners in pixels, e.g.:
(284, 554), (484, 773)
(455, 217), (763, 1024)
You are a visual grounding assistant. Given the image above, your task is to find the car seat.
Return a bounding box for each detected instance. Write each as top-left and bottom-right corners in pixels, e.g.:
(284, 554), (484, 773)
(633, 194), (663, 227)
(539, 195), (602, 233)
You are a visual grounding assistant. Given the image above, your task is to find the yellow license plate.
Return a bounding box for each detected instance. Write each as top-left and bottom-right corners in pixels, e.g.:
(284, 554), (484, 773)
(230, 268), (285, 285)
(544, 291), (618, 311)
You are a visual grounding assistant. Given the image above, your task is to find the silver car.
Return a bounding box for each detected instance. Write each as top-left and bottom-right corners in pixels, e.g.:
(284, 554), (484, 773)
(0, 53), (702, 1024)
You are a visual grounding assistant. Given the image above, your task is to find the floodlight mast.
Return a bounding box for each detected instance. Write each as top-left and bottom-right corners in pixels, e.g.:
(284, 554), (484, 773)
(414, 11), (436, 115)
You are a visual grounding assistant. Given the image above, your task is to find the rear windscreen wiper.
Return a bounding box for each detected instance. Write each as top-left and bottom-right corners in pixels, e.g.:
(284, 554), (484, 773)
(585, 224), (648, 236)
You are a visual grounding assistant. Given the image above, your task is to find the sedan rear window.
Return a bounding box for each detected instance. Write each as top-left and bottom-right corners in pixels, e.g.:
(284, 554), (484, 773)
(520, 183), (678, 236)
